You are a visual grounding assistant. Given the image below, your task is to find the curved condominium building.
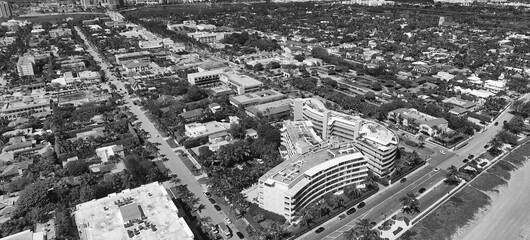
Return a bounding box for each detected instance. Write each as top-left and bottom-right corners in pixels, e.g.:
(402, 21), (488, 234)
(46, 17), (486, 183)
(292, 98), (399, 178)
(258, 121), (368, 222)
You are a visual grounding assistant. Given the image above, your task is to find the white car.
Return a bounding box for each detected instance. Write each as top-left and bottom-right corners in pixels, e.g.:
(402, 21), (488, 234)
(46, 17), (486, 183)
(439, 150), (446, 155)
(433, 167), (440, 172)
(224, 217), (232, 225)
(256, 159), (264, 164)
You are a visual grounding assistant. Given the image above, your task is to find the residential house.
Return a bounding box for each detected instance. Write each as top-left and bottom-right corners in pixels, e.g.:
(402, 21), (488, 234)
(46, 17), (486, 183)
(179, 108), (204, 123)
(388, 108), (448, 136)
(95, 145), (125, 163)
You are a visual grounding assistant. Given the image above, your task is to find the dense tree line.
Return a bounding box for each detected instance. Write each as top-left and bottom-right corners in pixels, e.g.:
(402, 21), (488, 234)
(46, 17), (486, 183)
(223, 31), (281, 52)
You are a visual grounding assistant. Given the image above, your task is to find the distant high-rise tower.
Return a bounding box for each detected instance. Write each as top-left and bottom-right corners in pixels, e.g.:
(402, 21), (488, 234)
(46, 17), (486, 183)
(0, 1), (12, 19)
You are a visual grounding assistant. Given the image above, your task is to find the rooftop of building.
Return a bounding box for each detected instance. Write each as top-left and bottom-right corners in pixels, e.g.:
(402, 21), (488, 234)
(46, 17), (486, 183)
(246, 99), (292, 115)
(187, 69), (225, 78)
(1, 97), (49, 111)
(358, 121), (399, 149)
(230, 89), (285, 105)
(442, 97), (477, 108)
(390, 108), (448, 126)
(115, 51), (151, 59)
(222, 72), (263, 88)
(0, 229), (43, 240)
(261, 139), (363, 188)
(184, 121), (230, 138)
(74, 182), (194, 240)
(281, 120), (323, 151)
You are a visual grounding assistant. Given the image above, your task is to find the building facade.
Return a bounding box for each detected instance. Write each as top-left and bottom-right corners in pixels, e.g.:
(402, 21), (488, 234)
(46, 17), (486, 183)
(187, 69), (224, 86)
(17, 56), (35, 77)
(292, 98), (399, 177)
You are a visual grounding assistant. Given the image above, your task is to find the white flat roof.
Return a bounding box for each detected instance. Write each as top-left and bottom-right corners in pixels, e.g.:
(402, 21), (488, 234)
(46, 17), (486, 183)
(75, 182), (193, 240)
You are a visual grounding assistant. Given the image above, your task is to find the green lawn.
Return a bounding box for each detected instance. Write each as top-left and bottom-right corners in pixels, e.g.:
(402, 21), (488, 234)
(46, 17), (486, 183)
(470, 173), (507, 192)
(399, 186), (491, 240)
(486, 164), (511, 181)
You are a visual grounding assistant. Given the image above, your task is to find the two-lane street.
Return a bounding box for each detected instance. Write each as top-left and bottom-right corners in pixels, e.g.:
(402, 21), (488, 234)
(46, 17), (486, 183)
(75, 26), (246, 239)
(299, 93), (530, 240)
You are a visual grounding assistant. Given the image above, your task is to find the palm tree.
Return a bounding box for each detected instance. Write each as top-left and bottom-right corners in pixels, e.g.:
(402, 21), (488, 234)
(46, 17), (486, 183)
(444, 165), (461, 185)
(488, 136), (503, 150)
(295, 208), (314, 228)
(194, 204), (206, 213)
(399, 192), (420, 215)
(418, 135), (425, 149)
(343, 227), (357, 240)
(170, 176), (181, 186)
(343, 219), (380, 240)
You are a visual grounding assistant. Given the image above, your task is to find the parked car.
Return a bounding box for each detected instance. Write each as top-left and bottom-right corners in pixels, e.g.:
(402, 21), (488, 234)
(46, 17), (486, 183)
(468, 155), (475, 159)
(224, 217), (232, 225)
(236, 232), (245, 239)
(433, 167), (439, 172)
(357, 202), (366, 208)
(208, 198), (216, 204)
(346, 208), (356, 215)
(315, 227), (325, 234)
(338, 214), (346, 220)
(400, 178), (407, 183)
(463, 159), (469, 163)
(494, 122), (499, 126)
(484, 145), (489, 149)
(439, 150), (446, 155)
(204, 192), (211, 198)
(214, 205), (222, 211)
(419, 188), (426, 194)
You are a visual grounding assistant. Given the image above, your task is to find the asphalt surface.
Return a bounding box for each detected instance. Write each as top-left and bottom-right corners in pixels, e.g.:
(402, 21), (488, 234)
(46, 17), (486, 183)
(75, 26), (246, 239)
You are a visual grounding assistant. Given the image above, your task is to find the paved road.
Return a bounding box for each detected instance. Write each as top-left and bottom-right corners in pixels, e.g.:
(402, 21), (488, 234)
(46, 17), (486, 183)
(299, 93), (530, 240)
(76, 25), (246, 239)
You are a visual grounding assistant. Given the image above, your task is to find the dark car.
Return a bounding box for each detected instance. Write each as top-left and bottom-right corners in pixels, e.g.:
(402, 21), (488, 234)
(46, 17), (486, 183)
(494, 122), (499, 126)
(346, 208), (356, 215)
(463, 159), (469, 163)
(419, 188), (426, 194)
(484, 145), (489, 149)
(400, 178), (407, 183)
(236, 232), (245, 239)
(357, 202), (366, 208)
(468, 155), (474, 159)
(204, 192), (211, 198)
(503, 120), (508, 124)
(214, 205), (222, 211)
(208, 198), (216, 204)
(315, 227), (325, 234)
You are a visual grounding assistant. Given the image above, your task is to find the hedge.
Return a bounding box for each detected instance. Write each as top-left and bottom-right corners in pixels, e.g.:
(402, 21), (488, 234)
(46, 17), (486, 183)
(183, 136), (209, 149)
(468, 112), (491, 122)
(405, 139), (418, 147)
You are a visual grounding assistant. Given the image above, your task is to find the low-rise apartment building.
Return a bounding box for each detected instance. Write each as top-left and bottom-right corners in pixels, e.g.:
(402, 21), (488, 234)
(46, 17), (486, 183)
(483, 80), (507, 93)
(388, 108), (449, 137)
(220, 73), (263, 95)
(17, 56), (35, 77)
(0, 98), (51, 120)
(187, 69), (224, 87)
(246, 99), (292, 119)
(229, 89), (285, 107)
